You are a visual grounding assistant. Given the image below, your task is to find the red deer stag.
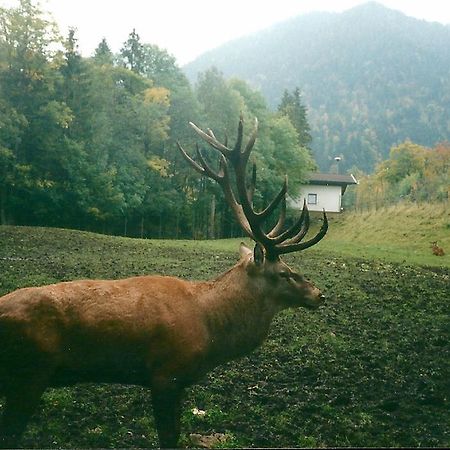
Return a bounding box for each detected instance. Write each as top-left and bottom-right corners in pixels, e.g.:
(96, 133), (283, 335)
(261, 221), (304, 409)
(0, 116), (327, 448)
(431, 241), (445, 256)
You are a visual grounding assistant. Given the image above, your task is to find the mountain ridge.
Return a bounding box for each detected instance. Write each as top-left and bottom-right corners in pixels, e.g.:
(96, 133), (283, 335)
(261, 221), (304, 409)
(183, 2), (450, 172)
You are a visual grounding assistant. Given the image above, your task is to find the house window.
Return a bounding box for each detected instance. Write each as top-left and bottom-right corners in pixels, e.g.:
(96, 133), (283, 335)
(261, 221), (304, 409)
(307, 193), (317, 205)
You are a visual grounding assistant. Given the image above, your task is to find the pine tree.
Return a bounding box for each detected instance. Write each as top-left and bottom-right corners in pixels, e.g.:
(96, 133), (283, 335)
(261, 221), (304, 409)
(278, 87), (312, 150)
(120, 29), (145, 73)
(93, 38), (113, 65)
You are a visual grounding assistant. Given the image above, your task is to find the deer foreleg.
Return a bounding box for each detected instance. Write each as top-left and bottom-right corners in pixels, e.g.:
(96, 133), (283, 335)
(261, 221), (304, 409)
(0, 375), (48, 448)
(151, 386), (183, 449)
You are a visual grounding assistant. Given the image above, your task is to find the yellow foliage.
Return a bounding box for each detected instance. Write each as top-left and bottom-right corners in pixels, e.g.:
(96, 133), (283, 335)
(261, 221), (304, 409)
(86, 207), (110, 221)
(147, 157), (171, 177)
(36, 179), (55, 188)
(355, 141), (450, 209)
(144, 87), (170, 106)
(87, 207), (101, 217)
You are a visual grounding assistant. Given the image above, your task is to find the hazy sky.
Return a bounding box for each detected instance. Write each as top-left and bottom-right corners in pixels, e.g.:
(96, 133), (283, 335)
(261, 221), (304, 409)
(2, 0), (450, 64)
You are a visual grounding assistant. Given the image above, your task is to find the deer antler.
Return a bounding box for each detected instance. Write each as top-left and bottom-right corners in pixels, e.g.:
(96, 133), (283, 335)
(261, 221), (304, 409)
(177, 115), (328, 260)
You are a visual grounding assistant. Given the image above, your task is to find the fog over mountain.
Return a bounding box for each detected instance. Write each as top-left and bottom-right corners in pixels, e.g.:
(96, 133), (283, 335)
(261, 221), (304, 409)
(184, 2), (450, 172)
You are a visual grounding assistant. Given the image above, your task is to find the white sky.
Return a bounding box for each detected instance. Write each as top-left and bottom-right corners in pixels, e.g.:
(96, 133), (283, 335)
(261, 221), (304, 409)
(2, 0), (450, 65)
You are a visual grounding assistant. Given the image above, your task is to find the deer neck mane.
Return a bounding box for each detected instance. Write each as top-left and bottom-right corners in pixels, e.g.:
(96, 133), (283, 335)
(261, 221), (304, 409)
(196, 261), (283, 363)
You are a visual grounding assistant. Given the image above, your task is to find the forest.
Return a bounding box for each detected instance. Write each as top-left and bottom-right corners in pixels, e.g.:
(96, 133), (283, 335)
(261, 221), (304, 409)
(0, 1), (316, 238)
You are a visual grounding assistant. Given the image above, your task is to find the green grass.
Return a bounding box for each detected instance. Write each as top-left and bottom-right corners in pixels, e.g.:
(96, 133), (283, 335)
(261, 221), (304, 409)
(319, 202), (450, 267)
(0, 209), (449, 448)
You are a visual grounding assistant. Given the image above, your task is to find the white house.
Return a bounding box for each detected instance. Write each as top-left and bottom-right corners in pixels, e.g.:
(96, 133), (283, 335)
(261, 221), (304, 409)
(290, 173), (358, 213)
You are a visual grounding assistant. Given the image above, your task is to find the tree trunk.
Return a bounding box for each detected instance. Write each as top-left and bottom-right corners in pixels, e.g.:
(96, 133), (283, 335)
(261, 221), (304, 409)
(175, 210), (180, 239)
(140, 216), (144, 239)
(209, 194), (216, 239)
(192, 207), (196, 239)
(0, 187), (6, 225)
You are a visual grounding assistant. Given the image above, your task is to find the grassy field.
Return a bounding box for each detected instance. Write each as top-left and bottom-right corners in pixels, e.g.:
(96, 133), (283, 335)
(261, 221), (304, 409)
(317, 201), (450, 267)
(0, 204), (449, 448)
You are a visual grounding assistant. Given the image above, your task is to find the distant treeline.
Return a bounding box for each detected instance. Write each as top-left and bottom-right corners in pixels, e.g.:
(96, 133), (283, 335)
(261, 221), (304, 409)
(0, 1), (315, 238)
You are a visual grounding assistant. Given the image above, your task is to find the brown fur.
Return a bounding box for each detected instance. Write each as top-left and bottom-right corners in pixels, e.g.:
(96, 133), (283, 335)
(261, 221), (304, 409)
(0, 244), (324, 448)
(431, 241), (445, 256)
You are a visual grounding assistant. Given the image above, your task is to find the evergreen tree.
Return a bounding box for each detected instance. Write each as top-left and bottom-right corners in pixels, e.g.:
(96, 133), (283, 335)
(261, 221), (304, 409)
(93, 38), (113, 65)
(60, 28), (88, 130)
(120, 29), (146, 74)
(196, 67), (243, 135)
(277, 87), (312, 150)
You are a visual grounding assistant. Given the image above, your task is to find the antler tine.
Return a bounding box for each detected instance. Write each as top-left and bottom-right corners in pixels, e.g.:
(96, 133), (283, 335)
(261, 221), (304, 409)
(189, 122), (232, 156)
(208, 128), (229, 150)
(270, 199), (309, 244)
(241, 117), (258, 165)
(276, 210), (328, 255)
(255, 176), (288, 220)
(278, 203), (310, 245)
(267, 195), (286, 237)
(228, 115), (244, 164)
(248, 163), (257, 206)
(177, 142), (206, 175)
(177, 141), (225, 184)
(195, 146), (223, 182)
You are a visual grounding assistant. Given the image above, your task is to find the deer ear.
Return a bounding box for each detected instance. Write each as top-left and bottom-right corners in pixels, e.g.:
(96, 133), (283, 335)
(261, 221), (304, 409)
(239, 242), (252, 259)
(253, 243), (265, 266)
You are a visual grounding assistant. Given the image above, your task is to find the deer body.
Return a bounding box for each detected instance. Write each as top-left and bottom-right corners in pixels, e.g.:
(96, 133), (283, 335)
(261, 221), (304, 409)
(431, 241), (445, 256)
(0, 245), (323, 447)
(0, 117), (328, 447)
(1, 276), (209, 387)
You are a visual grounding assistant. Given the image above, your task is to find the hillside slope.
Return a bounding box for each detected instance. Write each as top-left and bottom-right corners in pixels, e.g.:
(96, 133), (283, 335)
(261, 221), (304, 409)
(318, 202), (450, 266)
(184, 2), (450, 173)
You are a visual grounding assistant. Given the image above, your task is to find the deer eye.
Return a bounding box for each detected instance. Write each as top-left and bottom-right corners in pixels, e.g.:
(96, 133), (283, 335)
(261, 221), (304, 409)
(279, 271), (292, 280)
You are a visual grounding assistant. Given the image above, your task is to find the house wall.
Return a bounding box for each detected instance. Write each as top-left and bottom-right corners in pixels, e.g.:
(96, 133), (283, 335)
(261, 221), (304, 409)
(291, 184), (342, 212)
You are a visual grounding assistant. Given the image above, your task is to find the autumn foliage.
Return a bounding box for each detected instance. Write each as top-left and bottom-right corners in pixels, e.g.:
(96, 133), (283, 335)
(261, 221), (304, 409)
(355, 141), (450, 210)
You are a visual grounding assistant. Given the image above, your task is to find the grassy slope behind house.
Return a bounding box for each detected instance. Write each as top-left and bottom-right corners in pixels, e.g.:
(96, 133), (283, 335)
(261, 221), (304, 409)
(0, 204), (449, 448)
(317, 202), (450, 267)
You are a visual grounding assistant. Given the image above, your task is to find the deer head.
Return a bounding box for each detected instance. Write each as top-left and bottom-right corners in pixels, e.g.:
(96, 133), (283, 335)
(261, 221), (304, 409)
(177, 115), (328, 308)
(237, 241), (325, 310)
